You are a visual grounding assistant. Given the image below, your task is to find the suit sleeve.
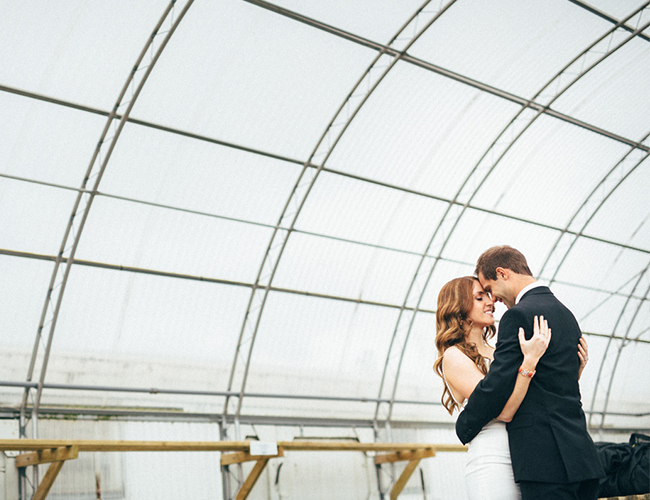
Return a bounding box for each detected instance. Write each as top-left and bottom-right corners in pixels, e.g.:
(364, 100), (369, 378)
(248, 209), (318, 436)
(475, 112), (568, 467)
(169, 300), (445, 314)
(455, 309), (526, 444)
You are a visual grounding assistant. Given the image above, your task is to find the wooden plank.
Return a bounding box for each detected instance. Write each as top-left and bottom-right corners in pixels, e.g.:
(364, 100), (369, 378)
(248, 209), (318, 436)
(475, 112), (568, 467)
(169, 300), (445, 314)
(16, 446), (79, 468)
(32, 460), (65, 500)
(221, 447), (284, 466)
(374, 448), (434, 465)
(235, 459), (269, 500)
(281, 441), (465, 452)
(390, 459), (420, 500)
(0, 439), (467, 453)
(0, 440), (250, 452)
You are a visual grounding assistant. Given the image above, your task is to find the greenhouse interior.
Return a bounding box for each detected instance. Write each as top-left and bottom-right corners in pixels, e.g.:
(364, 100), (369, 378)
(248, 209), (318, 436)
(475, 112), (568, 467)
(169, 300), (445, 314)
(1, 0), (650, 499)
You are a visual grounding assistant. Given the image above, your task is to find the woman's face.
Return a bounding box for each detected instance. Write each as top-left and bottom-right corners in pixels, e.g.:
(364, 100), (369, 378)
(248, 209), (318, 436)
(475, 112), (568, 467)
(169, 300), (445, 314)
(467, 280), (495, 329)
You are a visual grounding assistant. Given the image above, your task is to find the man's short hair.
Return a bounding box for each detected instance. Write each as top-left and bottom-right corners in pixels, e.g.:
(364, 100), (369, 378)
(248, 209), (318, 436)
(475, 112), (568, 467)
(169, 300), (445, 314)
(475, 245), (533, 280)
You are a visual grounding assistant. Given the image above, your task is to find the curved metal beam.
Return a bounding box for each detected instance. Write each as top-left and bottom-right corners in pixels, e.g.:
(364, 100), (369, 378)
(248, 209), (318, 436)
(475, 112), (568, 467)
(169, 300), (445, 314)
(373, 3), (650, 427)
(538, 128), (650, 283)
(20, 0), (195, 430)
(587, 263), (650, 434)
(222, 0), (460, 432)
(569, 0), (650, 44)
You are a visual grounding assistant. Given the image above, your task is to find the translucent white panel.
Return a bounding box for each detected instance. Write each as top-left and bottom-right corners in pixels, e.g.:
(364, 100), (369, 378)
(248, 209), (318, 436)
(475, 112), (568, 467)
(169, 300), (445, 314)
(419, 258), (477, 312)
(472, 115), (630, 228)
(49, 265), (248, 366)
(0, 1), (168, 109)
(0, 386), (23, 411)
(268, 0), (425, 44)
(0, 178), (78, 255)
(267, 451), (376, 499)
(245, 292), (399, 401)
(0, 93), (107, 186)
(583, 156), (650, 248)
(102, 123), (300, 225)
(553, 37), (650, 143)
(596, 340), (650, 417)
(392, 313), (439, 402)
(132, 0), (375, 160)
(586, 0), (649, 19)
(409, 0), (608, 99)
(327, 60), (519, 199)
(273, 232), (421, 305)
(76, 196), (273, 284)
(551, 282), (630, 335)
(0, 255), (53, 351)
(296, 172), (449, 252)
(554, 238), (650, 293)
(439, 209), (560, 277)
(390, 428), (469, 498)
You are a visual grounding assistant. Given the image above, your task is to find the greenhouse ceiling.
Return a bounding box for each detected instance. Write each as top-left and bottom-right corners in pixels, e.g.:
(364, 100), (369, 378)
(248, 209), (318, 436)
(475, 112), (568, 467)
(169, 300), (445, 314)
(1, 0), (649, 437)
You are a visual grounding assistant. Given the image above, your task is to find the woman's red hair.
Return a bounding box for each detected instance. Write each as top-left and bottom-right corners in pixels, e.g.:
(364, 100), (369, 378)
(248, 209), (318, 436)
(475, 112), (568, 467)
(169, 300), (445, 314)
(433, 276), (496, 414)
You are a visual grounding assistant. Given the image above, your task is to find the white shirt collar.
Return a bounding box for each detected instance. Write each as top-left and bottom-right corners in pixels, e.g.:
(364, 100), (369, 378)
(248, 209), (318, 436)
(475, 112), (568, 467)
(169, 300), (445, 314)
(515, 281), (545, 305)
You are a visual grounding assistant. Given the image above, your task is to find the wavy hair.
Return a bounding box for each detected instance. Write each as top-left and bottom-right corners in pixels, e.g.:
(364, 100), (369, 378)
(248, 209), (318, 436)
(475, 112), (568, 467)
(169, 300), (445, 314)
(433, 276), (496, 414)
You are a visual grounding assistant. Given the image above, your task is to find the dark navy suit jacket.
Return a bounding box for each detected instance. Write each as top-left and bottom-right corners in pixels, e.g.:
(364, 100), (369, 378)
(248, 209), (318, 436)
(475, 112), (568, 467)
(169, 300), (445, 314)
(455, 286), (604, 483)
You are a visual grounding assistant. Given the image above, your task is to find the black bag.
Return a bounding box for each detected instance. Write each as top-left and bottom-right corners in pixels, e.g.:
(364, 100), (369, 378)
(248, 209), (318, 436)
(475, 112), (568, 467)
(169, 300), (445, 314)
(596, 433), (650, 498)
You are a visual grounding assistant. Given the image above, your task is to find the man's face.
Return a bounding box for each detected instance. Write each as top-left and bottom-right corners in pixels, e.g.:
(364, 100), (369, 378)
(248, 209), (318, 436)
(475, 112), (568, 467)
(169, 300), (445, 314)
(478, 271), (515, 309)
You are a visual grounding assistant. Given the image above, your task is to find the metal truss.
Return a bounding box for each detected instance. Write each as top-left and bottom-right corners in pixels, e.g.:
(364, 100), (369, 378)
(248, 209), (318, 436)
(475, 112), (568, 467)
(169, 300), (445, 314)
(569, 0), (650, 44)
(19, 0), (195, 442)
(242, 0), (650, 152)
(587, 264), (650, 435)
(372, 3), (650, 431)
(539, 129), (650, 283)
(4, 248), (648, 345)
(222, 0), (459, 435)
(222, 2), (460, 496)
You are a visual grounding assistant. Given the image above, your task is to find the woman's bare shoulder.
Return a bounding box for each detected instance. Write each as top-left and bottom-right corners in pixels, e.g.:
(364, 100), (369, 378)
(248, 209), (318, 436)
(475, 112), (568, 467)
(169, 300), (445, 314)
(442, 345), (473, 369)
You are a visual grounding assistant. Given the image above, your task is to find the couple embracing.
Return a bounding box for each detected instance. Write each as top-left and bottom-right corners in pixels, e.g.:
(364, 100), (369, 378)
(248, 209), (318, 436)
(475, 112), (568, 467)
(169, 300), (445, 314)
(434, 246), (604, 500)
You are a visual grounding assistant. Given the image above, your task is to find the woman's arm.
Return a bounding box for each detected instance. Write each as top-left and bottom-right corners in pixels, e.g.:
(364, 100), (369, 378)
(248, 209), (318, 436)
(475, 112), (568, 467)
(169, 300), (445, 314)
(496, 316), (551, 423)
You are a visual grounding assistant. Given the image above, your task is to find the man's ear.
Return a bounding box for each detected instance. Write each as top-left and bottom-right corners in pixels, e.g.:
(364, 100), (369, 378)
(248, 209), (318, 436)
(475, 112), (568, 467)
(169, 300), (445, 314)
(495, 267), (509, 280)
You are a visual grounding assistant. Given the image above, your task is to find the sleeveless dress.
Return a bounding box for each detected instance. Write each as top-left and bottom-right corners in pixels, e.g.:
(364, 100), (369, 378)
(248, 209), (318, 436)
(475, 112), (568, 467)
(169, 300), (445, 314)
(442, 362), (521, 500)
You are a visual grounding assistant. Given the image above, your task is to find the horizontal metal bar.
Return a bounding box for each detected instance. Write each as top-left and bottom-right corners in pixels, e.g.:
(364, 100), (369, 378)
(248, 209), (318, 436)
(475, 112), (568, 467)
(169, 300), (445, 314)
(0, 380), (440, 406)
(2, 90), (650, 260)
(241, 0), (650, 153)
(3, 248), (650, 340)
(0, 406), (448, 429)
(0, 406), (646, 433)
(581, 330), (650, 344)
(0, 248), (437, 314)
(4, 162), (650, 259)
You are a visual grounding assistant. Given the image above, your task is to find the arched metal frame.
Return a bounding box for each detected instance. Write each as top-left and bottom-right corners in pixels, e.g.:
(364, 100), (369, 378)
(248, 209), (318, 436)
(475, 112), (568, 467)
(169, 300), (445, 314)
(588, 264), (650, 434)
(0, 0), (645, 460)
(221, 0), (460, 434)
(539, 130), (650, 283)
(373, 3), (650, 430)
(19, 0), (196, 442)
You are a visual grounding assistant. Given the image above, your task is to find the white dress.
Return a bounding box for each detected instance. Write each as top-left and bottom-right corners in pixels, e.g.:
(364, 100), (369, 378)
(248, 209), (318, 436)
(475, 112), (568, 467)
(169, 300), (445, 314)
(443, 365), (521, 500)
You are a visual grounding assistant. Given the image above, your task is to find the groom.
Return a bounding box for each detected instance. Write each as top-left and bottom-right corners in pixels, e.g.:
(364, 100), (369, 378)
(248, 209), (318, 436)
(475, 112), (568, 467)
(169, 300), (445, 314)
(455, 246), (604, 500)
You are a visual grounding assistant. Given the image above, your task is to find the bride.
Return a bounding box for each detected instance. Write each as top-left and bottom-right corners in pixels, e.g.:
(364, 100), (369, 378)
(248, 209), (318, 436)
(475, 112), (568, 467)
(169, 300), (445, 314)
(433, 276), (587, 500)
